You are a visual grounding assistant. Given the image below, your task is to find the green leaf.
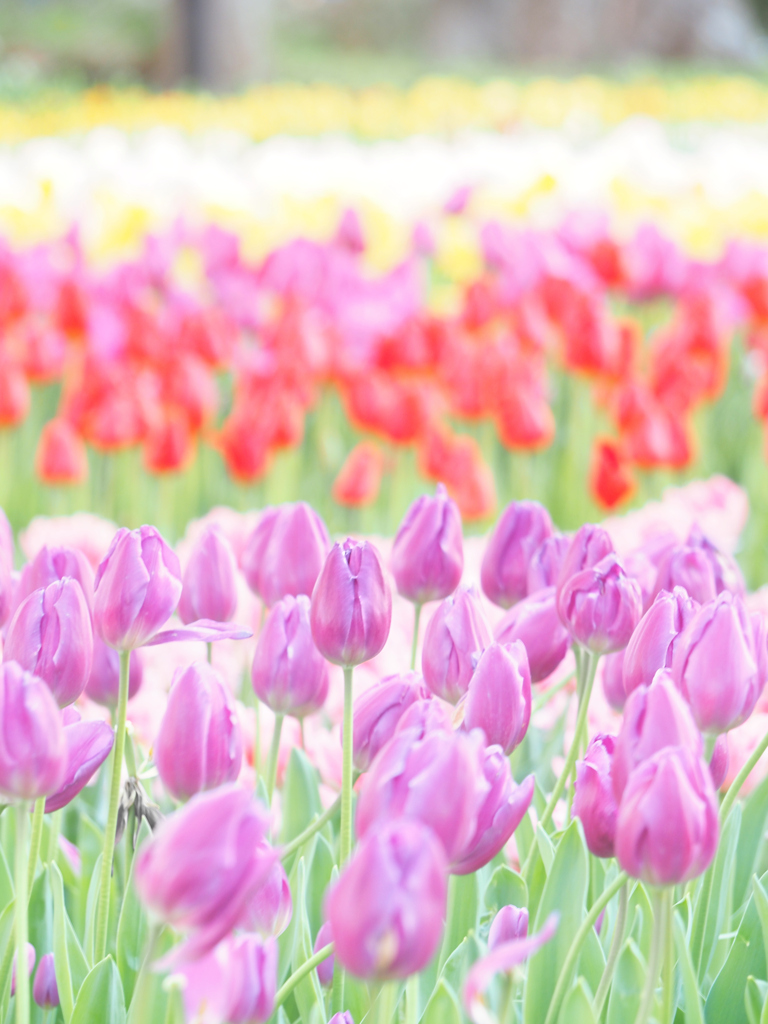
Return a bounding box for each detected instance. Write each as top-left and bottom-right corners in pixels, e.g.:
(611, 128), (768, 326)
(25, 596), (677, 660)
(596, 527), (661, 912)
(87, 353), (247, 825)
(627, 883), (653, 962)
(557, 977), (596, 1024)
(422, 979), (462, 1024)
(438, 873), (478, 973)
(690, 802), (741, 981)
(293, 857), (326, 1024)
(536, 825), (555, 874)
(523, 818), (589, 1024)
(71, 957), (126, 1024)
(607, 939), (645, 1024)
(484, 865), (527, 918)
(439, 935), (481, 1000)
(745, 976), (768, 1024)
(734, 773), (768, 910)
(755, 875), (768, 981)
(52, 862), (89, 1024)
(277, 851), (303, 985)
(674, 912), (704, 1024)
(27, 867), (53, 969)
(0, 842), (13, 915)
(578, 923), (605, 998)
(306, 834), (334, 940)
(115, 821), (152, 1006)
(76, 815), (104, 939)
(515, 809), (535, 868)
(281, 749), (322, 846)
(0, 900), (16, 993)
(83, 853), (102, 966)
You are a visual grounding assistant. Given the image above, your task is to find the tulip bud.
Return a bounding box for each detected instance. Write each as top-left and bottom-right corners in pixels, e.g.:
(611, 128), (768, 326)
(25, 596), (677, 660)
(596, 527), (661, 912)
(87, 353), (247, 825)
(622, 587), (698, 698)
(5, 577), (93, 707)
(314, 922), (334, 986)
(0, 662), (66, 801)
(327, 819), (448, 980)
(241, 502), (330, 608)
(310, 539), (392, 668)
(488, 906), (528, 950)
(11, 943), (35, 996)
(178, 525), (238, 624)
(45, 709), (114, 813)
(652, 527), (744, 606)
(178, 933), (277, 1024)
(85, 635), (144, 707)
(527, 534), (570, 594)
(12, 544), (94, 615)
(573, 734), (618, 858)
(558, 554), (642, 654)
(155, 662), (243, 802)
(494, 587), (569, 683)
(32, 953), (58, 1009)
(421, 585), (491, 704)
(615, 745), (719, 886)
(481, 501), (553, 608)
(352, 672), (431, 772)
(601, 650), (626, 711)
(460, 642), (531, 755)
(241, 853), (293, 938)
(328, 1014), (355, 1024)
(709, 734), (729, 790)
(252, 595), (329, 718)
(391, 484), (464, 604)
(555, 523), (614, 621)
(672, 591), (760, 735)
(94, 526), (182, 650)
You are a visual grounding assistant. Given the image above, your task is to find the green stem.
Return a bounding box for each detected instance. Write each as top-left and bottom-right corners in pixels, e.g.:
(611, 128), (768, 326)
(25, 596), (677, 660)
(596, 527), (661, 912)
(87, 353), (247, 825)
(531, 671), (575, 714)
(720, 727), (768, 822)
(273, 943), (334, 1012)
(266, 714), (284, 805)
(94, 648), (130, 963)
(660, 889), (674, 1024)
(499, 975), (514, 1024)
(593, 881), (628, 1018)
(281, 795), (341, 861)
(43, 810), (60, 864)
(410, 604), (422, 672)
(376, 981), (398, 1024)
(406, 973), (419, 1024)
(26, 798), (45, 891)
(633, 889), (666, 1024)
(14, 803), (29, 1024)
(331, 664), (355, 1016)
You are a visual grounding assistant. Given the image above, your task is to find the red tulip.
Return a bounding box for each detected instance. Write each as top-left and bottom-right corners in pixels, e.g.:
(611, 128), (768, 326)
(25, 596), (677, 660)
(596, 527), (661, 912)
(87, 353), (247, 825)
(35, 419), (88, 486)
(332, 442), (385, 508)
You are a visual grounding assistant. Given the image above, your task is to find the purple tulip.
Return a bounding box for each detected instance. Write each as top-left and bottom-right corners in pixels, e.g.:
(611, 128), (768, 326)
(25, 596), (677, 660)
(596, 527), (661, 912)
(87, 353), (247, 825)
(351, 672), (431, 772)
(93, 526), (182, 650)
(45, 708), (114, 813)
(652, 527), (744, 606)
(461, 641), (531, 755)
(32, 953), (59, 1009)
(391, 484), (464, 605)
(615, 745), (719, 886)
(558, 554), (642, 654)
(327, 819), (448, 980)
(155, 662), (243, 802)
(709, 734), (729, 790)
(421, 585), (491, 704)
(573, 734), (618, 858)
(527, 534), (570, 594)
(12, 544), (94, 615)
(240, 853), (293, 938)
(11, 944), (35, 997)
(622, 550), (658, 612)
(0, 662), (66, 801)
(394, 698), (454, 738)
(488, 906), (529, 950)
(252, 595), (329, 718)
(241, 502), (330, 608)
(310, 538), (392, 668)
(328, 1014), (355, 1024)
(178, 526), (238, 625)
(601, 650), (627, 711)
(753, 612), (768, 691)
(555, 523), (614, 620)
(494, 587), (569, 683)
(672, 591), (760, 734)
(5, 577), (93, 707)
(85, 635), (144, 707)
(622, 587), (698, 698)
(612, 671), (702, 801)
(0, 507), (13, 570)
(481, 501), (553, 608)
(314, 921), (334, 986)
(177, 933), (277, 1024)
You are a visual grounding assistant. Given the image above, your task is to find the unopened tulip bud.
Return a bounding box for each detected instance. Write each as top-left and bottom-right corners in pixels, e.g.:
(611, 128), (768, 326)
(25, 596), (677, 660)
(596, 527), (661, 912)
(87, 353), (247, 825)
(488, 906), (528, 950)
(45, 709), (114, 813)
(527, 534), (570, 594)
(155, 662), (243, 802)
(601, 650), (626, 711)
(241, 502), (330, 608)
(328, 1015), (355, 1024)
(421, 585), (491, 704)
(558, 554), (642, 654)
(709, 734), (729, 790)
(11, 943), (35, 996)
(555, 524), (614, 621)
(623, 587), (698, 697)
(252, 595), (328, 717)
(352, 672), (431, 772)
(481, 501), (553, 608)
(461, 642), (531, 755)
(573, 734), (618, 858)
(391, 484), (464, 604)
(0, 662), (66, 801)
(494, 587), (569, 683)
(85, 635), (144, 707)
(314, 922), (334, 986)
(32, 953), (58, 1009)
(178, 934), (277, 1024)
(12, 544), (94, 615)
(178, 525), (238, 624)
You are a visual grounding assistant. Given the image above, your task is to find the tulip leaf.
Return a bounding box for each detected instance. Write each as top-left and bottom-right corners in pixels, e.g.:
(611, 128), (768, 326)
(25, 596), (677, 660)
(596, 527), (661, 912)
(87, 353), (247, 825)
(116, 821), (152, 1006)
(745, 976), (768, 1024)
(690, 802), (741, 982)
(515, 809), (535, 868)
(281, 749), (322, 847)
(627, 883), (653, 963)
(753, 875), (768, 981)
(484, 865), (528, 918)
(606, 939), (645, 1024)
(578, 921), (605, 998)
(439, 934), (481, 1000)
(438, 873), (479, 973)
(278, 850), (304, 985)
(76, 815), (104, 941)
(0, 899), (16, 1018)
(28, 867), (53, 972)
(293, 856), (327, 1024)
(734, 773), (768, 912)
(674, 911), (704, 1024)
(71, 956), (126, 1024)
(52, 862), (89, 1023)
(0, 841), (13, 915)
(306, 834), (334, 940)
(83, 853), (102, 966)
(523, 818), (588, 1024)
(422, 978), (462, 1024)
(557, 977), (596, 1024)
(535, 825), (555, 874)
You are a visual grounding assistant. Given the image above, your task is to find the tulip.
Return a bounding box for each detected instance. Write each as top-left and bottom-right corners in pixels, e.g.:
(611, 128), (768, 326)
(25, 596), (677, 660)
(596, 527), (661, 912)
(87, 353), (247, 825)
(5, 577), (93, 707)
(252, 595), (329, 718)
(709, 734), (729, 790)
(461, 641), (531, 755)
(35, 417), (88, 486)
(753, 611), (768, 691)
(11, 943), (36, 996)
(12, 544), (94, 614)
(0, 662), (66, 801)
(672, 591), (760, 735)
(615, 745), (719, 885)
(494, 587), (570, 683)
(622, 587), (698, 697)
(481, 500), (553, 608)
(240, 502), (330, 609)
(32, 953), (59, 1009)
(310, 538), (392, 668)
(601, 649), (626, 711)
(612, 671), (702, 801)
(525, 535), (569, 596)
(93, 525), (182, 650)
(391, 483), (464, 605)
(652, 527), (744, 606)
(394, 697), (454, 739)
(326, 819), (448, 980)
(351, 672), (431, 772)
(488, 906), (529, 950)
(572, 734), (618, 858)
(555, 524), (614, 618)
(328, 1015), (355, 1024)
(558, 554), (642, 654)
(85, 635), (144, 707)
(155, 662), (243, 802)
(177, 933), (277, 1024)
(332, 442), (385, 508)
(240, 853), (292, 938)
(314, 922), (334, 986)
(421, 586), (491, 704)
(0, 506), (13, 571)
(45, 708), (114, 813)
(178, 525), (238, 624)
(622, 550), (658, 612)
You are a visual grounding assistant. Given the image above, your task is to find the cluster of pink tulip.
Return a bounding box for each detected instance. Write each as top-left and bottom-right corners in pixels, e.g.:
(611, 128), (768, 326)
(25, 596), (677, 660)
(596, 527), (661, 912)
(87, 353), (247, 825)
(0, 482), (766, 1024)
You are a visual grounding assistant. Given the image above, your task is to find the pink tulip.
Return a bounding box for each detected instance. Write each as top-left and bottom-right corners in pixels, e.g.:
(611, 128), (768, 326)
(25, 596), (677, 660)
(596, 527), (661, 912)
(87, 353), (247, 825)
(494, 587), (569, 683)
(488, 906), (529, 950)
(32, 953), (58, 1009)
(558, 554), (642, 654)
(391, 483), (464, 605)
(709, 734), (729, 790)
(177, 933), (277, 1024)
(11, 943), (35, 997)
(313, 921), (334, 986)
(240, 852), (293, 938)
(394, 698), (454, 739)
(555, 523), (614, 621)
(241, 502), (329, 609)
(178, 525), (238, 624)
(622, 550), (658, 612)
(252, 595), (328, 717)
(652, 527), (744, 606)
(527, 534), (570, 594)
(622, 587), (698, 698)
(328, 1014), (355, 1024)
(481, 501), (553, 608)
(12, 544), (94, 615)
(351, 672), (431, 772)
(0, 662), (66, 801)
(601, 650), (626, 711)
(461, 641), (531, 755)
(421, 586), (491, 704)
(45, 707), (114, 813)
(85, 635), (144, 707)
(573, 734), (618, 858)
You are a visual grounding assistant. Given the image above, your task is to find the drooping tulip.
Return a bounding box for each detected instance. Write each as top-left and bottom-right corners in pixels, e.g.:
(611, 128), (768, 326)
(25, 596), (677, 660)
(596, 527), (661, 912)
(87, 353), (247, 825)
(178, 525), (238, 625)
(421, 585), (491, 704)
(601, 650), (627, 711)
(32, 953), (59, 1010)
(461, 641), (531, 755)
(391, 483), (464, 605)
(155, 662), (243, 802)
(240, 502), (330, 609)
(310, 538), (392, 668)
(313, 921), (334, 986)
(177, 933), (277, 1024)
(622, 587), (698, 697)
(45, 708), (114, 813)
(12, 544), (94, 614)
(481, 501), (553, 609)
(558, 554), (642, 654)
(85, 635), (144, 707)
(527, 534), (570, 595)
(252, 595), (328, 718)
(0, 661), (66, 801)
(572, 734), (618, 858)
(351, 672), (431, 772)
(488, 906), (529, 950)
(494, 587), (570, 683)
(326, 819), (448, 980)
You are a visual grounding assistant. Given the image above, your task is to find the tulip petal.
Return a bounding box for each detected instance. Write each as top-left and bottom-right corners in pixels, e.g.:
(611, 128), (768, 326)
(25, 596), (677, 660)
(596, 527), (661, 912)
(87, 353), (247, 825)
(143, 619), (253, 646)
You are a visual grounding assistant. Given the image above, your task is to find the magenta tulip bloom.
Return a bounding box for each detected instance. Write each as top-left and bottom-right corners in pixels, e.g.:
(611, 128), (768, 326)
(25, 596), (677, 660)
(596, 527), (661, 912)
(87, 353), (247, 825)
(494, 587), (569, 683)
(310, 538), (392, 668)
(328, 1014), (354, 1024)
(527, 534), (570, 594)
(652, 527), (744, 606)
(11, 944), (35, 997)
(555, 524), (614, 617)
(391, 484), (463, 605)
(488, 906), (529, 950)
(0, 662), (66, 801)
(32, 954), (58, 1010)
(622, 587), (698, 697)
(461, 641), (531, 755)
(155, 662), (243, 802)
(252, 595), (329, 717)
(481, 501), (553, 608)
(178, 934), (277, 1024)
(45, 708), (114, 813)
(615, 745), (719, 886)
(327, 818), (448, 980)
(241, 502), (330, 608)
(178, 525), (238, 625)
(352, 672), (431, 772)
(573, 734), (618, 858)
(558, 554), (642, 654)
(12, 544), (94, 615)
(240, 853), (292, 938)
(85, 635), (144, 708)
(93, 526), (182, 650)
(753, 611), (768, 691)
(672, 591), (760, 735)
(709, 734), (729, 790)
(421, 585), (491, 704)
(5, 577), (93, 707)
(313, 922), (334, 986)
(601, 650), (626, 711)
(394, 698), (454, 739)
